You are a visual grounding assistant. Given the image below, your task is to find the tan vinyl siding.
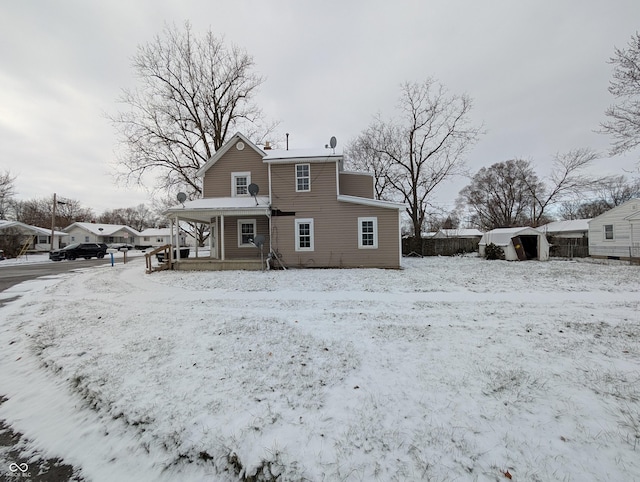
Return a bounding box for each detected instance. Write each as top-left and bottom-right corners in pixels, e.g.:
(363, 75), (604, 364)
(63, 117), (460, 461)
(339, 172), (374, 198)
(221, 215), (270, 259)
(270, 162), (400, 268)
(202, 143), (269, 197)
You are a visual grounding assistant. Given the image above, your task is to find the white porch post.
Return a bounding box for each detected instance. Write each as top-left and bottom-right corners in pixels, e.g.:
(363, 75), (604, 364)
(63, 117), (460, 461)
(220, 214), (225, 261)
(175, 217), (181, 260)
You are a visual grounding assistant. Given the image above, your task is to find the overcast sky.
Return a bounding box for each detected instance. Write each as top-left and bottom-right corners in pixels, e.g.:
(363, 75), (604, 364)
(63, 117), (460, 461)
(1, 1), (639, 216)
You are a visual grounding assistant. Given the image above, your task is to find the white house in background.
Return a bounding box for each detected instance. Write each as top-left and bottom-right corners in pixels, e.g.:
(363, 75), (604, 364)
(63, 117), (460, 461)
(479, 227), (550, 261)
(63, 222), (140, 246)
(537, 219), (590, 239)
(0, 220), (66, 251)
(588, 198), (640, 260)
(138, 228), (187, 248)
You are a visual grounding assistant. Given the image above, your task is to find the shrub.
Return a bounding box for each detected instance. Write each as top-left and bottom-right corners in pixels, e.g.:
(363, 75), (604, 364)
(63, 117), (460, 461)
(484, 242), (505, 260)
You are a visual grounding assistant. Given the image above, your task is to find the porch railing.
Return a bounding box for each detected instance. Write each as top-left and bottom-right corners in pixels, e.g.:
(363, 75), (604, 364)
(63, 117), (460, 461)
(145, 244), (172, 273)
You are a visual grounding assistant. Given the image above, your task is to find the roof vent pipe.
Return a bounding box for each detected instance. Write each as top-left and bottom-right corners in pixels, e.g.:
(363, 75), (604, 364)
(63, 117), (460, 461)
(286, 133), (289, 151)
(264, 141), (271, 150)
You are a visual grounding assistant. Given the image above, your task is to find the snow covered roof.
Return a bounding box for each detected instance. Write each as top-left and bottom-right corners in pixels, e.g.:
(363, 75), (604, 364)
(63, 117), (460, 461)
(0, 220), (66, 236)
(64, 222), (141, 236)
(164, 196), (271, 223)
(537, 219), (590, 234)
(263, 148), (343, 163)
(479, 227), (543, 246)
(337, 195), (405, 210)
(138, 228), (172, 237)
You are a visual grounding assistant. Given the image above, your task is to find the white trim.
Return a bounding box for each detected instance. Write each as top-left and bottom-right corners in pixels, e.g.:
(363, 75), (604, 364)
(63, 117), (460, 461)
(295, 163), (311, 192)
(295, 218), (314, 252)
(603, 224), (614, 241)
(237, 219), (257, 247)
(358, 217), (378, 249)
(337, 194), (406, 210)
(231, 171), (251, 197)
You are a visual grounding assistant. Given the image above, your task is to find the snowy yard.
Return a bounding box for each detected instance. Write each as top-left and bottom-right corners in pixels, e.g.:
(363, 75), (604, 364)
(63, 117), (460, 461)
(0, 256), (639, 481)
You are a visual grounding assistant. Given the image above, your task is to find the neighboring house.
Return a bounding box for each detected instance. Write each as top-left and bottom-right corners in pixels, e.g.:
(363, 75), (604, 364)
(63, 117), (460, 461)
(429, 228), (484, 239)
(64, 222), (140, 246)
(138, 228), (187, 248)
(163, 132), (405, 269)
(537, 219), (590, 239)
(0, 220), (66, 252)
(479, 227), (550, 261)
(588, 198), (640, 260)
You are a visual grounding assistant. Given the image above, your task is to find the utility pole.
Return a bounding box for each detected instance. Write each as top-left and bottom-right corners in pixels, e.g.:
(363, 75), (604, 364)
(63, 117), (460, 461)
(50, 193), (57, 251)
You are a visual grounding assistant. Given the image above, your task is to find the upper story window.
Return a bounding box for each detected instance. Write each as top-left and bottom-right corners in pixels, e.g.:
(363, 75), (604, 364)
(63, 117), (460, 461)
(232, 172), (251, 197)
(358, 217), (378, 249)
(604, 224), (614, 240)
(296, 164), (310, 192)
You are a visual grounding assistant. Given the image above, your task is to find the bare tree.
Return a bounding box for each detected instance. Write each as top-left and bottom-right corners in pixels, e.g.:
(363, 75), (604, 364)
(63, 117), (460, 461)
(97, 204), (158, 231)
(522, 148), (599, 225)
(558, 174), (640, 219)
(457, 159), (541, 230)
(600, 31), (640, 162)
(14, 197), (93, 229)
(0, 170), (16, 219)
(348, 79), (482, 241)
(345, 125), (400, 199)
(109, 22), (276, 201)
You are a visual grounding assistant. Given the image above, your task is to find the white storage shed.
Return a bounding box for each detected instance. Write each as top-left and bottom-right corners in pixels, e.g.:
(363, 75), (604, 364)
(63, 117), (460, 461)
(479, 227), (550, 261)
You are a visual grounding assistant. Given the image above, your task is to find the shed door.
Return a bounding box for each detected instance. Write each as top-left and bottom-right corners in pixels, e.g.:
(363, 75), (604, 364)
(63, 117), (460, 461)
(511, 236), (527, 260)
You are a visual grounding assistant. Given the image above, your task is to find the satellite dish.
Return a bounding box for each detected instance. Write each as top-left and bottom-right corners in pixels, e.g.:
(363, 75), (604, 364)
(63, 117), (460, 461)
(329, 136), (337, 149)
(248, 183), (259, 196)
(253, 234), (265, 248)
(248, 183), (259, 205)
(177, 192), (187, 203)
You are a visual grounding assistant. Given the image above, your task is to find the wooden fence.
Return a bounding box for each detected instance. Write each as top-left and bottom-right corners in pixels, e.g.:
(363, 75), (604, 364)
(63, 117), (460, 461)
(403, 237), (479, 257)
(548, 237), (589, 258)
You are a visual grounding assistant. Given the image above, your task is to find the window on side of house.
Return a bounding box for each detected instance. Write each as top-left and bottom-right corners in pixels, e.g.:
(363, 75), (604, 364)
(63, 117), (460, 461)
(295, 164), (310, 192)
(237, 219), (257, 247)
(295, 218), (314, 251)
(358, 217), (378, 249)
(84, 236), (90, 242)
(232, 172), (251, 197)
(604, 224), (614, 240)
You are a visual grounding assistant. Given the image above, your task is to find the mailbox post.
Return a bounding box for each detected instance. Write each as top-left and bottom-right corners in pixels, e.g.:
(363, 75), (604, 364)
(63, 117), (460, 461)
(106, 248), (117, 266)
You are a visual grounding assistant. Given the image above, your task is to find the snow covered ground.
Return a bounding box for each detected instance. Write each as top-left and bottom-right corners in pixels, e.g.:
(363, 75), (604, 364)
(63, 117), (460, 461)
(0, 256), (639, 481)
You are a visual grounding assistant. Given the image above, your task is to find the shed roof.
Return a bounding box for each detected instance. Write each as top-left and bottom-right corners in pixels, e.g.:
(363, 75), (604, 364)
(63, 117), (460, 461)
(479, 227), (543, 246)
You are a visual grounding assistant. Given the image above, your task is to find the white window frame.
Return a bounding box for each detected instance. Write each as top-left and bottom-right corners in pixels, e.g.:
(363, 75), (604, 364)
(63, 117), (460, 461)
(295, 218), (314, 251)
(604, 224), (614, 241)
(358, 217), (378, 249)
(237, 219), (257, 247)
(295, 164), (311, 192)
(231, 171), (251, 197)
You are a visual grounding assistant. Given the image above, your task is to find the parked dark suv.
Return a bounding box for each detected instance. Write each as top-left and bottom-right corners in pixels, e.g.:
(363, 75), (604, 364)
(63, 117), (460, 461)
(50, 243), (108, 261)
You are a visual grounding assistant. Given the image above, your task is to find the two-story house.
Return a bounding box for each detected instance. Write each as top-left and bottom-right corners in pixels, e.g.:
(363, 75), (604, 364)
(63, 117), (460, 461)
(163, 132), (405, 269)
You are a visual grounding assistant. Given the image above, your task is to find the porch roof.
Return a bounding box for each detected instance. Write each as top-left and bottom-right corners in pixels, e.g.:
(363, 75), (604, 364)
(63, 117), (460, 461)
(164, 196), (271, 223)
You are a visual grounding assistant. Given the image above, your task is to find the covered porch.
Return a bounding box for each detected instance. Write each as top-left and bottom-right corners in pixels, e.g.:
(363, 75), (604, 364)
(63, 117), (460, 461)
(162, 196), (271, 271)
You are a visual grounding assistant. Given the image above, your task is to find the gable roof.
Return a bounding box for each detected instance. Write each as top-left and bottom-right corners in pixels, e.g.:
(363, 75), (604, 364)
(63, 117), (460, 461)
(537, 219), (590, 234)
(588, 198), (640, 223)
(64, 222), (141, 236)
(479, 227), (543, 246)
(196, 132), (265, 177)
(0, 220), (66, 236)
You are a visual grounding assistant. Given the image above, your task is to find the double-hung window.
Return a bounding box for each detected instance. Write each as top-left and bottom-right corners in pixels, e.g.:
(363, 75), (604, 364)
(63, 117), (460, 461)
(358, 217), (378, 249)
(296, 164), (310, 192)
(295, 219), (314, 251)
(604, 224), (614, 240)
(232, 172), (251, 197)
(238, 219), (257, 247)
